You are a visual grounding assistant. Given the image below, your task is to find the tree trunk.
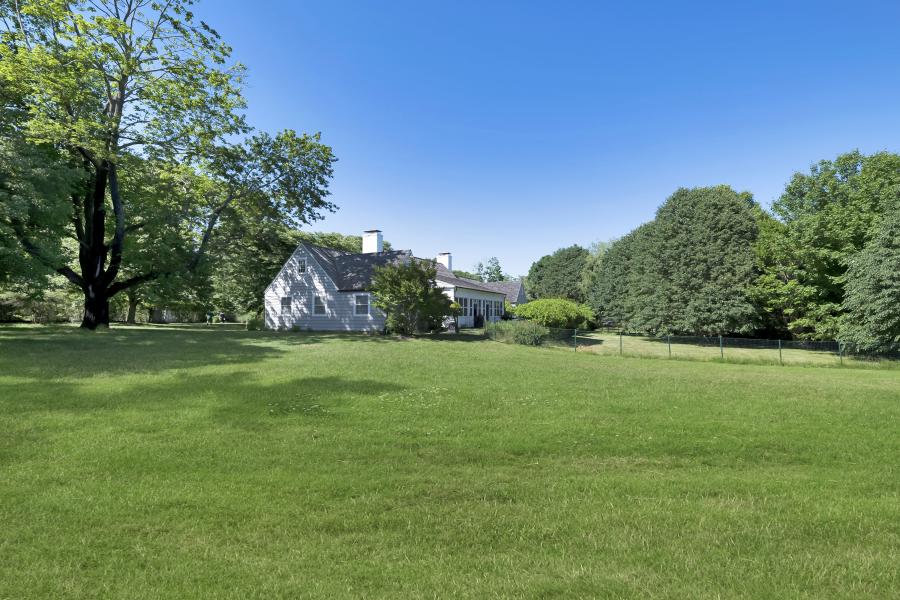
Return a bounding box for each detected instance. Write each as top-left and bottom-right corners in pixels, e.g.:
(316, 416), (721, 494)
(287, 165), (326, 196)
(126, 292), (139, 324)
(81, 285), (110, 330)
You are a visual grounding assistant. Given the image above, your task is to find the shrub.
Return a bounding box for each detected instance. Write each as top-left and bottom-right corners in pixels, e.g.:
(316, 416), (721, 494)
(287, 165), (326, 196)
(371, 260), (452, 335)
(246, 315), (265, 331)
(485, 320), (549, 346)
(512, 298), (594, 329)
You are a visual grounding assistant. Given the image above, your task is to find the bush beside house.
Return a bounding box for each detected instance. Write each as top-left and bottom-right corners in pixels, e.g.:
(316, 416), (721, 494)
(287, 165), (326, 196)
(512, 298), (594, 329)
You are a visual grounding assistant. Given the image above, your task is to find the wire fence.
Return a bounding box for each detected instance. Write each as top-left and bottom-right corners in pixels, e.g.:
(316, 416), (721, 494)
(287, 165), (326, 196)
(484, 324), (900, 368)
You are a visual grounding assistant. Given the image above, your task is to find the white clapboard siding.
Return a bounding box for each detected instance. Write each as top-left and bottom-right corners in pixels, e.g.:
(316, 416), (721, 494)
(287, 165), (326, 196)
(264, 246), (385, 331)
(435, 279), (506, 328)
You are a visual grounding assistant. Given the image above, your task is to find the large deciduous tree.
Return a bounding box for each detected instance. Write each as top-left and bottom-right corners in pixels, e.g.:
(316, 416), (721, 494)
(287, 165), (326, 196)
(651, 186), (759, 335)
(0, 1), (335, 328)
(592, 186), (759, 335)
(839, 208), (900, 352)
(761, 151), (900, 338)
(526, 245), (590, 302)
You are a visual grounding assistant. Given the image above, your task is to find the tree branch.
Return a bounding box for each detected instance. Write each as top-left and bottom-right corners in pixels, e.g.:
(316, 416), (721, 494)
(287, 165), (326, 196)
(188, 190), (235, 272)
(9, 219), (85, 289)
(107, 271), (158, 297)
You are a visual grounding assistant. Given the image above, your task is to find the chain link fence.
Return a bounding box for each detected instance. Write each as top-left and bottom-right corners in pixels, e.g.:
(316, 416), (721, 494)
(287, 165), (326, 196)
(484, 323), (900, 368)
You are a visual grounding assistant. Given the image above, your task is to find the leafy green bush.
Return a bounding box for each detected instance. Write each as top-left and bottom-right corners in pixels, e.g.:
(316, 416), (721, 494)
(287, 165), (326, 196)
(371, 261), (451, 335)
(485, 320), (549, 346)
(512, 298), (594, 329)
(246, 315), (265, 331)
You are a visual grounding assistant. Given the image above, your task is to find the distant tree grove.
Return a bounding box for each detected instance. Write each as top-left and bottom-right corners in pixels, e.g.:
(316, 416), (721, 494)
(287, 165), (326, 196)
(527, 151), (900, 352)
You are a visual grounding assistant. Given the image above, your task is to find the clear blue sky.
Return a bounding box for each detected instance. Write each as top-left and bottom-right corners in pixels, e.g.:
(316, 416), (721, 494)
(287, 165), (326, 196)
(197, 1), (900, 276)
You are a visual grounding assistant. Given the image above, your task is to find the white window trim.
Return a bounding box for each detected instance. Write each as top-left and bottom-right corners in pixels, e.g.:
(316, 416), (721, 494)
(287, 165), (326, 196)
(354, 293), (370, 316)
(311, 291), (327, 317)
(298, 257), (307, 273)
(280, 296), (292, 316)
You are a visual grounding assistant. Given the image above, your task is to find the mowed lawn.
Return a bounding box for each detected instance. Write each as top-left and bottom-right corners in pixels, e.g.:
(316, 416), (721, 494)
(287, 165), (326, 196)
(1, 327), (899, 598)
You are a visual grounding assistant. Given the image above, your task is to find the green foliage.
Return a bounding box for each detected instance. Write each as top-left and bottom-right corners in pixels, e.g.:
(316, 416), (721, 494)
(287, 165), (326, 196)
(512, 298), (594, 329)
(526, 245), (590, 302)
(593, 186), (759, 335)
(839, 209), (900, 352)
(452, 269), (481, 281)
(0, 1), (336, 328)
(475, 257), (507, 282)
(244, 315), (265, 331)
(370, 260), (452, 335)
(593, 223), (656, 328)
(581, 240), (612, 317)
(485, 320), (549, 345)
(651, 186), (759, 335)
(762, 151), (900, 339)
(289, 231), (392, 254)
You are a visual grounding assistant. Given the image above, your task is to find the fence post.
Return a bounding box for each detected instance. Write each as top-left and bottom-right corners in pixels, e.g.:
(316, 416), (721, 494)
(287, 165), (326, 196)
(778, 339), (783, 366)
(619, 331), (623, 356)
(719, 335), (724, 360)
(838, 341), (843, 366)
(667, 335), (671, 358)
(573, 328), (577, 352)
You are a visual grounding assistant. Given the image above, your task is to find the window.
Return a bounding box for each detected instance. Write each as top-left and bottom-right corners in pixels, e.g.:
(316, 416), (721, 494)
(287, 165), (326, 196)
(460, 297), (471, 317)
(298, 257), (307, 274)
(355, 294), (369, 316)
(313, 294), (326, 315)
(280, 296), (292, 315)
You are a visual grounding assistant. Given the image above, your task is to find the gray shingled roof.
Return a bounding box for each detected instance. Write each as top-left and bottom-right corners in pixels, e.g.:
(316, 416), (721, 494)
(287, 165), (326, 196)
(302, 242), (507, 296)
(433, 264), (506, 294)
(477, 280), (526, 304)
(303, 243), (412, 291)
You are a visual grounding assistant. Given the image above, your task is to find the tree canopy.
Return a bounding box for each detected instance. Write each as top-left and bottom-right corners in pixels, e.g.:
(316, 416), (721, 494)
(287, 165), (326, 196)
(839, 208), (900, 352)
(370, 260), (451, 335)
(588, 186), (759, 335)
(526, 245), (590, 302)
(759, 151), (900, 338)
(0, 0), (336, 328)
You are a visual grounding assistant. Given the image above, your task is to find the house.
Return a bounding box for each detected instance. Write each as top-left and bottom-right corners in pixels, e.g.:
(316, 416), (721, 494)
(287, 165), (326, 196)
(264, 230), (509, 331)
(478, 279), (527, 308)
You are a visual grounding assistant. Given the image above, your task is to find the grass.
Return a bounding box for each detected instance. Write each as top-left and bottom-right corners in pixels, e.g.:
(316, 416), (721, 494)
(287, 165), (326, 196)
(1, 325), (899, 598)
(567, 331), (896, 368)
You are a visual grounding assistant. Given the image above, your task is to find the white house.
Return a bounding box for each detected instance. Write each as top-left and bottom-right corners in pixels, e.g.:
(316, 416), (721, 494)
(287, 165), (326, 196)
(264, 230), (511, 331)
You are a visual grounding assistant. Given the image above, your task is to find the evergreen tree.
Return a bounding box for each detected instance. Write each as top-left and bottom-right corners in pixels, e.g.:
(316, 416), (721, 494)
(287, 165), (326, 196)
(651, 186), (759, 335)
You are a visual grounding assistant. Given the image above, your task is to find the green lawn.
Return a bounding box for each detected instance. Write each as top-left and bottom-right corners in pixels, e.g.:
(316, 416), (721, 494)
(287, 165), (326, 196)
(1, 326), (899, 598)
(572, 331), (895, 368)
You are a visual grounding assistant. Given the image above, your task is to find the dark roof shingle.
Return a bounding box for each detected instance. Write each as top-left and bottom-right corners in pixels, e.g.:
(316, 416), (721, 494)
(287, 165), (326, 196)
(303, 243), (412, 291)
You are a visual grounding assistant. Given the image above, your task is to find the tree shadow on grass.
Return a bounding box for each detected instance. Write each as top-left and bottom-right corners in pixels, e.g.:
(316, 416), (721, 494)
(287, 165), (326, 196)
(0, 326), (401, 380)
(0, 370), (407, 425)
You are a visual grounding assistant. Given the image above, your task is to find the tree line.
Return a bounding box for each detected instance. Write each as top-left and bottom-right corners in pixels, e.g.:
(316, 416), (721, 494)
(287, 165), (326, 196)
(526, 151), (900, 352)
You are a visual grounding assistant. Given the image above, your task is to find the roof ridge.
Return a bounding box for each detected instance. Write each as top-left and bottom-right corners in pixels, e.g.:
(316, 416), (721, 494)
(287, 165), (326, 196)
(301, 241), (353, 256)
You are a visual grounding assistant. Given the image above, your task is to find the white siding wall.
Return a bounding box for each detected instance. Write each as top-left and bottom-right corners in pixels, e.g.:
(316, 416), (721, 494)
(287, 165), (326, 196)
(438, 283), (506, 328)
(264, 247), (385, 331)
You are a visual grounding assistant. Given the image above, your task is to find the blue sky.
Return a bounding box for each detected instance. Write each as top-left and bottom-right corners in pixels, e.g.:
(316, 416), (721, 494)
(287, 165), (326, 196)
(197, 1), (900, 276)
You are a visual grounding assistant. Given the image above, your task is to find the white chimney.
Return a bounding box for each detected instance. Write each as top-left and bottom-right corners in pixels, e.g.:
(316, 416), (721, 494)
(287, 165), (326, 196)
(436, 252), (452, 271)
(362, 229), (383, 254)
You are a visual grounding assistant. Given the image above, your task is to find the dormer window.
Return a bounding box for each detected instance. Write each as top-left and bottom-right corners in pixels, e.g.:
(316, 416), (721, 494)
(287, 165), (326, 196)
(298, 258), (307, 274)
